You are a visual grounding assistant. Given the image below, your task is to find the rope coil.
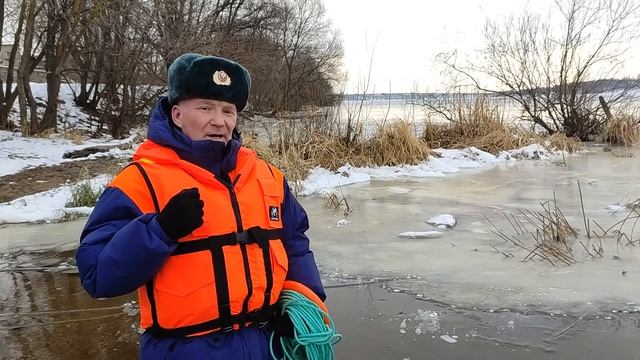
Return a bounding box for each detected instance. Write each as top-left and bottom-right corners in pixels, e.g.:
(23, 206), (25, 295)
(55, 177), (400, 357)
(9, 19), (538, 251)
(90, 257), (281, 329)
(270, 290), (342, 360)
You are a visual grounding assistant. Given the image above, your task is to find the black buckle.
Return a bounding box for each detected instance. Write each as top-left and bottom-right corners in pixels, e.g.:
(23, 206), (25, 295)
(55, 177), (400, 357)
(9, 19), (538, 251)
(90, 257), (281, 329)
(236, 231), (250, 244)
(258, 306), (275, 327)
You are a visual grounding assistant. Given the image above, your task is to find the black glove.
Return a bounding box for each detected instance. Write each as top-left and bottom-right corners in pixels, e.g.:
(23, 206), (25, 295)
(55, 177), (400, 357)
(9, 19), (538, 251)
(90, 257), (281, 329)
(273, 304), (295, 338)
(157, 188), (204, 240)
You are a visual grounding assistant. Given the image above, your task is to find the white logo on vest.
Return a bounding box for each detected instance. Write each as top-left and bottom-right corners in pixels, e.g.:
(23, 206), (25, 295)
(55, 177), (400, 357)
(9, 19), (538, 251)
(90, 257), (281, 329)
(269, 206), (279, 221)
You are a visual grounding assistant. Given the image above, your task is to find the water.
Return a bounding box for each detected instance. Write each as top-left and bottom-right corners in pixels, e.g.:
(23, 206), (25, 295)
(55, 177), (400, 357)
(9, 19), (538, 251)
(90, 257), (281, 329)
(336, 94), (527, 137)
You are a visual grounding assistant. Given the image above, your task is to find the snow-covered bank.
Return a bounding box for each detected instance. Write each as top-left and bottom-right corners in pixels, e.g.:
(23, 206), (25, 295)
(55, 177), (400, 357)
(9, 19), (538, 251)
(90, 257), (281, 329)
(0, 143), (559, 224)
(0, 82), (142, 177)
(300, 144), (555, 195)
(0, 175), (110, 224)
(0, 130), (137, 177)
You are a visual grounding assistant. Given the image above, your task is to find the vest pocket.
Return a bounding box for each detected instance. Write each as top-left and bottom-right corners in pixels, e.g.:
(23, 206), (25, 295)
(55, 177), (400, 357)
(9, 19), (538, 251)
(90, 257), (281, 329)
(153, 253), (217, 327)
(155, 253), (215, 297)
(258, 177), (283, 227)
(269, 240), (289, 300)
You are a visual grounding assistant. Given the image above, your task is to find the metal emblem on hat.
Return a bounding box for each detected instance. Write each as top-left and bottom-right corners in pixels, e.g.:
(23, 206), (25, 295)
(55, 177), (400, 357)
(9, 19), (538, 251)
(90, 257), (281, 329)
(213, 70), (231, 86)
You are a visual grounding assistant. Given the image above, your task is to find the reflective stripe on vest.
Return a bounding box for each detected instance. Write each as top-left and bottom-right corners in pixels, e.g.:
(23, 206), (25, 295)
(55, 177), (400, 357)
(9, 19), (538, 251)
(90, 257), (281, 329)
(111, 148), (288, 337)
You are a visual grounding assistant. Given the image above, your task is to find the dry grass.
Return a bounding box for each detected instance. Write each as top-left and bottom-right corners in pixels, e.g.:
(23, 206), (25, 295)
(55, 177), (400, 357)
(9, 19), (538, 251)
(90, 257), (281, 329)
(423, 96), (539, 154)
(64, 130), (86, 145)
(323, 192), (352, 216)
(35, 128), (57, 139)
(597, 114), (640, 146)
(244, 132), (312, 192)
(363, 120), (430, 166)
(245, 119), (431, 184)
(487, 197), (578, 266)
(306, 121), (429, 170)
(545, 132), (582, 153)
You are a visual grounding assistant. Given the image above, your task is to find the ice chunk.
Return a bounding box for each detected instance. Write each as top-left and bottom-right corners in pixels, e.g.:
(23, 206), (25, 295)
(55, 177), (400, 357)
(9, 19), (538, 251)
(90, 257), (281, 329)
(397, 231), (443, 239)
(426, 214), (456, 228)
(416, 309), (440, 333)
(440, 335), (458, 344)
(607, 205), (626, 213)
(336, 219), (352, 227)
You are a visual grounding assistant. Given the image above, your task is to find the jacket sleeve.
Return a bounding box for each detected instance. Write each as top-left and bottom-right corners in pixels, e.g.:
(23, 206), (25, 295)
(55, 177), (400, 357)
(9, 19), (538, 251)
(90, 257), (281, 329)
(280, 179), (326, 301)
(75, 186), (177, 298)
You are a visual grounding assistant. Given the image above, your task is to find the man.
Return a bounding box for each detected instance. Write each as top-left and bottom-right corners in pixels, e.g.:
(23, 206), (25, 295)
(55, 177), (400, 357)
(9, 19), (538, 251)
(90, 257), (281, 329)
(76, 53), (325, 359)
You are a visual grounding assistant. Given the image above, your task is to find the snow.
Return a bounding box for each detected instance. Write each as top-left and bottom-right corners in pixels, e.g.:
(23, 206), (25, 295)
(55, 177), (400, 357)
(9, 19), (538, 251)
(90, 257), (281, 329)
(440, 334), (458, 344)
(0, 82), (142, 177)
(426, 214), (456, 229)
(607, 205), (626, 213)
(0, 130), (137, 176)
(397, 231), (443, 239)
(11, 83), (94, 128)
(0, 175), (110, 224)
(300, 145), (558, 196)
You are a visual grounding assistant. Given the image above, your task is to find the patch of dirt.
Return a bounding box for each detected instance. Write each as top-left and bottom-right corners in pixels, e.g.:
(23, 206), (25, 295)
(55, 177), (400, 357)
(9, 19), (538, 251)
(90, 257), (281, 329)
(0, 157), (128, 203)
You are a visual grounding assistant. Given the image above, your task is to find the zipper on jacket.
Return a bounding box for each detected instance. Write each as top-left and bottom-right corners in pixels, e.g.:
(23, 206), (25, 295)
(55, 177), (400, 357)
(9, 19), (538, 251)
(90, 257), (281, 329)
(215, 174), (254, 321)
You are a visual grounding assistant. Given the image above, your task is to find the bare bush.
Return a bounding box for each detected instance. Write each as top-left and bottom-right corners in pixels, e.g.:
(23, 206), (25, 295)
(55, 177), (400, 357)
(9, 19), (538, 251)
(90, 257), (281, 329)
(440, 0), (640, 140)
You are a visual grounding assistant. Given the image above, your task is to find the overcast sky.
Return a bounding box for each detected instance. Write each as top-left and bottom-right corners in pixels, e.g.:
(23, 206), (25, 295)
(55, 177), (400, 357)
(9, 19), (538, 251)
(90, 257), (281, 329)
(322, 0), (640, 93)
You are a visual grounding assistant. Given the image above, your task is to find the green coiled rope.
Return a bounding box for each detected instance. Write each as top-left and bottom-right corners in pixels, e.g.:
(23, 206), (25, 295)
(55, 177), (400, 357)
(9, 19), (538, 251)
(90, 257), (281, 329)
(270, 290), (342, 360)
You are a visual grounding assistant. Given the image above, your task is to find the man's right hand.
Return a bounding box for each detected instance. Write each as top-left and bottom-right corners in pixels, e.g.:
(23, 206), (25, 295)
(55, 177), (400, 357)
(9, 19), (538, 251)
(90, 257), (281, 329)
(157, 188), (204, 240)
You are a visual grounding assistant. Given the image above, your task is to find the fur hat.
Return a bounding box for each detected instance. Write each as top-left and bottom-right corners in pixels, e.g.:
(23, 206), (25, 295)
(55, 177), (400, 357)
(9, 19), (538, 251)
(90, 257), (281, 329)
(167, 53), (251, 112)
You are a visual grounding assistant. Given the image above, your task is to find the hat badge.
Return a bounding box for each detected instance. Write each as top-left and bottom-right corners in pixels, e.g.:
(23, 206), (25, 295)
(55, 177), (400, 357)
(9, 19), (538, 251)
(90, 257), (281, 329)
(213, 70), (231, 86)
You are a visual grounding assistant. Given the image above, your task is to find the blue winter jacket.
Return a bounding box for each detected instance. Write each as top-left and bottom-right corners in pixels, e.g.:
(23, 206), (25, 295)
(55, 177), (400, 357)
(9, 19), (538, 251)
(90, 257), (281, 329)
(75, 97), (325, 359)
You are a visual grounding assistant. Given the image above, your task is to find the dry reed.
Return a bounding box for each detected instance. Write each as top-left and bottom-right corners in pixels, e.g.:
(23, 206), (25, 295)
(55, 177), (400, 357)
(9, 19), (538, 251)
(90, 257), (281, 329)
(487, 197), (578, 266)
(244, 118), (431, 184)
(545, 133), (582, 153)
(597, 114), (640, 146)
(423, 96), (540, 154)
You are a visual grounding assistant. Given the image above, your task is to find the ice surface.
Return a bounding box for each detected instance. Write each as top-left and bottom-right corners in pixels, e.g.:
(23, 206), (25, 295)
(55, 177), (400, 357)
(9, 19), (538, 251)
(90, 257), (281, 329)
(304, 146), (640, 315)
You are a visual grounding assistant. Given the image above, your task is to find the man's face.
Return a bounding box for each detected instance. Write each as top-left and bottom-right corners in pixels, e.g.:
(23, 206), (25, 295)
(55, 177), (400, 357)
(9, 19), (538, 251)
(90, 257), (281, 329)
(171, 98), (237, 143)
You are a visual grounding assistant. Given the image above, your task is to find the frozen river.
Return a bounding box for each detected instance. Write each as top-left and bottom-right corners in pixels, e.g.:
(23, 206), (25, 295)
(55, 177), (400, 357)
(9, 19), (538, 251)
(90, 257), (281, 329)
(305, 145), (640, 316)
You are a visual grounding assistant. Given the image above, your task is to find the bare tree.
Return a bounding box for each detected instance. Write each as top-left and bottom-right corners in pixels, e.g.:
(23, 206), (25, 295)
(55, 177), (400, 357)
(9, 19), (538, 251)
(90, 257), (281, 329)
(40, 0), (86, 132)
(273, 0), (342, 111)
(4, 0), (343, 136)
(16, 0), (41, 135)
(440, 0), (640, 139)
(0, 0), (28, 129)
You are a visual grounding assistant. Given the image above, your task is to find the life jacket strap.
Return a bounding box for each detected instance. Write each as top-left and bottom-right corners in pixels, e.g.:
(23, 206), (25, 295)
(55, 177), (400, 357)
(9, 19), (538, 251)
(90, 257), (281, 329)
(144, 304), (276, 338)
(172, 227), (282, 256)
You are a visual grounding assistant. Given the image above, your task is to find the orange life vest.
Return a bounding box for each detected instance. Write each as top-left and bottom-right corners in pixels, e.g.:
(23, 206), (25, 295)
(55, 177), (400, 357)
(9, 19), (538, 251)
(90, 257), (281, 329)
(109, 140), (289, 337)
